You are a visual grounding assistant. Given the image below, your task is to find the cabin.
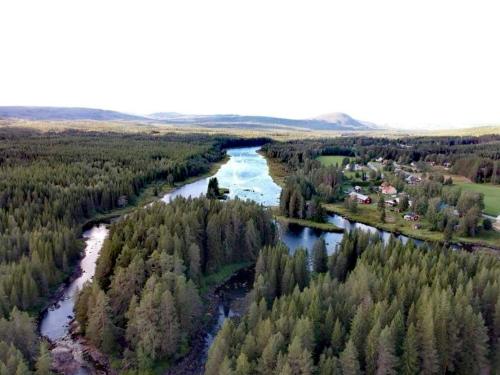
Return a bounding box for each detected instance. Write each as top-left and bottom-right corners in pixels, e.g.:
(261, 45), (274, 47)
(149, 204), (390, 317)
(404, 213), (420, 221)
(349, 192), (372, 204)
(354, 185), (362, 193)
(380, 182), (397, 195)
(406, 175), (421, 185)
(443, 162), (452, 168)
(385, 199), (398, 207)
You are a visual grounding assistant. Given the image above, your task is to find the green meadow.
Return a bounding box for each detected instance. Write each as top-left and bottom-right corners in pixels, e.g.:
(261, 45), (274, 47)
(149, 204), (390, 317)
(455, 182), (500, 217)
(317, 155), (350, 167)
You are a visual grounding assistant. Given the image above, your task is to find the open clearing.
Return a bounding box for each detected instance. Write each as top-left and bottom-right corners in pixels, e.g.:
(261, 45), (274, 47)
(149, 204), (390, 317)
(455, 182), (500, 217)
(317, 155), (350, 167)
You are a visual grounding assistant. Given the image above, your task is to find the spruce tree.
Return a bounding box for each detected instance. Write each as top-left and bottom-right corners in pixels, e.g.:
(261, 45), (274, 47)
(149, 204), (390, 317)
(312, 239), (328, 273)
(286, 336), (313, 375)
(376, 326), (398, 375)
(417, 305), (438, 375)
(235, 353), (252, 375)
(340, 339), (361, 375)
(401, 323), (419, 375)
(35, 342), (53, 375)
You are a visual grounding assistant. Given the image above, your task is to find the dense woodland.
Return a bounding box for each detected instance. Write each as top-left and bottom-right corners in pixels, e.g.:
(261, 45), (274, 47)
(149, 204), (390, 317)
(1, 129), (498, 373)
(0, 128), (231, 372)
(75, 197), (277, 372)
(263, 135), (500, 183)
(206, 231), (500, 374)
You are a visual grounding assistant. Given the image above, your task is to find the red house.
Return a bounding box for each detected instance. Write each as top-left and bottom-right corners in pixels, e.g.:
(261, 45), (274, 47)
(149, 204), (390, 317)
(349, 192), (372, 204)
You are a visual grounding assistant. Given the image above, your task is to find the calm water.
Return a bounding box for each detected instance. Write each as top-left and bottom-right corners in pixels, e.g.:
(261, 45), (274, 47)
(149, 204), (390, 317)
(40, 224), (108, 341)
(278, 215), (423, 256)
(162, 146), (281, 206)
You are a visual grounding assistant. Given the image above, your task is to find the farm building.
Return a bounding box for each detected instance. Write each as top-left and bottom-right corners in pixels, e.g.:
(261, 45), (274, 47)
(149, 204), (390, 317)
(349, 192), (372, 204)
(404, 213), (420, 221)
(385, 199), (398, 207)
(380, 182), (397, 195)
(406, 175), (421, 185)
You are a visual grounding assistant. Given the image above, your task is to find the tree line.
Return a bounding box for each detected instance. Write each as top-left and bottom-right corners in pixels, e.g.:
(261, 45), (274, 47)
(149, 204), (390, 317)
(206, 231), (500, 374)
(262, 135), (500, 183)
(75, 196), (277, 372)
(272, 156), (343, 223)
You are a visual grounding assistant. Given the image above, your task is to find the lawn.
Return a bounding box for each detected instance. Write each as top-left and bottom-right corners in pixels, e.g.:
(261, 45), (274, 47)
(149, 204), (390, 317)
(317, 155), (350, 167)
(454, 182), (500, 217)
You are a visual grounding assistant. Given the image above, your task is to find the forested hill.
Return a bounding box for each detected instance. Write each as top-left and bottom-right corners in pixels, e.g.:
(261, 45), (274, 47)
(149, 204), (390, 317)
(0, 129), (225, 373)
(75, 197), (277, 372)
(206, 231), (500, 374)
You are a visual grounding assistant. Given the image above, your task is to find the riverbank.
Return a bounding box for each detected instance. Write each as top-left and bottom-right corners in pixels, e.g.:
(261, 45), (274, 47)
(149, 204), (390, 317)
(323, 203), (500, 251)
(258, 149), (288, 187)
(40, 154), (228, 321)
(40, 154), (231, 373)
(164, 264), (253, 375)
(83, 154), (230, 228)
(275, 215), (344, 233)
(261, 152), (500, 251)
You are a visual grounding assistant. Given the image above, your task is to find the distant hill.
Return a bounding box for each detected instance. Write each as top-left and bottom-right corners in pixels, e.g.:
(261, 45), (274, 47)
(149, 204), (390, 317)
(0, 106), (151, 122)
(149, 111), (377, 131)
(427, 125), (500, 136)
(0, 106), (379, 132)
(314, 112), (379, 130)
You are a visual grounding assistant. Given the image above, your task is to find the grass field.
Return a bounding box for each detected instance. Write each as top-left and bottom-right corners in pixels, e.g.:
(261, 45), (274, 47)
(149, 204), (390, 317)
(454, 182), (500, 217)
(317, 155), (350, 167)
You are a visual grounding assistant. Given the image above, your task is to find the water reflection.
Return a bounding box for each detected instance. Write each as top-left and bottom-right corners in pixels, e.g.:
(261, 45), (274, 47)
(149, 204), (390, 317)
(162, 146), (281, 206)
(40, 224), (109, 341)
(328, 214), (423, 246)
(278, 214), (424, 257)
(279, 223), (344, 255)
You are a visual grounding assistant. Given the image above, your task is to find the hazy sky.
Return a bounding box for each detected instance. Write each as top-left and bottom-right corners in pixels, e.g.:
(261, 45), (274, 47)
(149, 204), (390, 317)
(1, 0), (499, 128)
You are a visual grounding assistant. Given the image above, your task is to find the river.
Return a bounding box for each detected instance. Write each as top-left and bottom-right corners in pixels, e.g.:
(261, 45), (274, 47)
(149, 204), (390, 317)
(39, 146), (428, 374)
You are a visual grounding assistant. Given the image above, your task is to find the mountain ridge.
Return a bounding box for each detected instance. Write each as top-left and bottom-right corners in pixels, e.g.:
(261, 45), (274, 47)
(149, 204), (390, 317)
(0, 106), (151, 122)
(0, 106), (377, 132)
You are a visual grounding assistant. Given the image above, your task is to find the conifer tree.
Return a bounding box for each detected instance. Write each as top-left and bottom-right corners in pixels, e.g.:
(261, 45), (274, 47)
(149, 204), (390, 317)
(365, 321), (382, 375)
(235, 353), (252, 375)
(35, 342), (53, 375)
(376, 326), (398, 375)
(86, 289), (117, 354)
(312, 239), (328, 273)
(286, 336), (313, 375)
(340, 339), (361, 375)
(401, 323), (419, 375)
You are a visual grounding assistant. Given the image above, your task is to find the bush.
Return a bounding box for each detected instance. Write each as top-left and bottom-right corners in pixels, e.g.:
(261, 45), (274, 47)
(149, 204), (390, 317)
(483, 218), (493, 231)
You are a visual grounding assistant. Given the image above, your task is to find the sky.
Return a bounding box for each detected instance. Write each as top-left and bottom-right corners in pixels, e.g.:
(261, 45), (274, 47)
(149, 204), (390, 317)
(1, 0), (500, 129)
